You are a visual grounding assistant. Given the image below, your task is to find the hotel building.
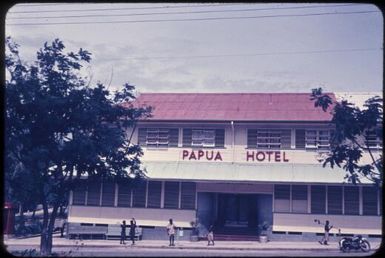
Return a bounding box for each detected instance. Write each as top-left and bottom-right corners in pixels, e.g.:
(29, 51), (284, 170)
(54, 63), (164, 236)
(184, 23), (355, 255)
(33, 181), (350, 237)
(67, 92), (382, 240)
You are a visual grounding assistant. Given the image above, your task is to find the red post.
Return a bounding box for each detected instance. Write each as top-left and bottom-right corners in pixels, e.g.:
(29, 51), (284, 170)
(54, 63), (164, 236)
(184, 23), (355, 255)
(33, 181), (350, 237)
(4, 202), (15, 235)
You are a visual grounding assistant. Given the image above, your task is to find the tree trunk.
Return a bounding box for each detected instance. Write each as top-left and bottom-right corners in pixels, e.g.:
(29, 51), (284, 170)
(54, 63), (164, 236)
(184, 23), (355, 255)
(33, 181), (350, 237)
(40, 202), (59, 256)
(40, 228), (53, 256)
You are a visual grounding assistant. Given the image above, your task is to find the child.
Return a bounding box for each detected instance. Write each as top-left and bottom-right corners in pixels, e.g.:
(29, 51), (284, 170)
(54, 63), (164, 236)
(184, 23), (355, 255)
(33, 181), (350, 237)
(207, 225), (214, 246)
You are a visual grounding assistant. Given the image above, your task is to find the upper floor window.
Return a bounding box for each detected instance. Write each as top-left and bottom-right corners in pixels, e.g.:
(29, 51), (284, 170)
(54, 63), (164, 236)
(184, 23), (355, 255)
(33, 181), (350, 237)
(365, 129), (382, 150)
(183, 129), (224, 148)
(147, 129), (170, 147)
(138, 128), (178, 148)
(305, 130), (330, 150)
(248, 129), (291, 149)
(192, 129), (215, 147)
(256, 130), (281, 149)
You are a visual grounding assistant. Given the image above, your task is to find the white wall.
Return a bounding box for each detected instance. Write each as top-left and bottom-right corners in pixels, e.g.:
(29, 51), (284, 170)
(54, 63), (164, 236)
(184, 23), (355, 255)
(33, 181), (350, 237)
(273, 213), (381, 235)
(68, 205), (196, 227)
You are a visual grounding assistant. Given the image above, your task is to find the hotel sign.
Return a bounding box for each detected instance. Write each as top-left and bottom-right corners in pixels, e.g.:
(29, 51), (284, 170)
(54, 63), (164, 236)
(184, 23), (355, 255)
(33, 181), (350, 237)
(246, 150), (289, 162)
(182, 150), (223, 161)
(181, 149), (289, 162)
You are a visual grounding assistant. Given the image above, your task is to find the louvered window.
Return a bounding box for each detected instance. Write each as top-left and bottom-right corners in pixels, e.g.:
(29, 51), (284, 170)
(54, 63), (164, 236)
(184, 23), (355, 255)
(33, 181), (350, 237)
(306, 130), (330, 150)
(327, 186), (342, 214)
(292, 185), (307, 213)
(311, 185), (326, 214)
(87, 180), (101, 206)
(132, 182), (147, 208)
(147, 129), (169, 147)
(147, 181), (162, 208)
(257, 130), (281, 149)
(295, 129), (306, 149)
(365, 129), (383, 149)
(101, 182), (115, 207)
(72, 181), (86, 205)
(362, 187), (378, 215)
(138, 128), (178, 148)
(192, 129), (215, 147)
(181, 182), (196, 210)
(344, 186), (359, 215)
(164, 182), (179, 209)
(215, 129), (225, 147)
(248, 129), (291, 149)
(117, 182), (131, 207)
(274, 185), (290, 212)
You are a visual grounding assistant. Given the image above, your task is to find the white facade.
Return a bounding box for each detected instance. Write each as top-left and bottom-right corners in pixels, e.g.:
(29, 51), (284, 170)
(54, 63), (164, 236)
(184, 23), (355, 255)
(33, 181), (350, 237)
(67, 93), (382, 238)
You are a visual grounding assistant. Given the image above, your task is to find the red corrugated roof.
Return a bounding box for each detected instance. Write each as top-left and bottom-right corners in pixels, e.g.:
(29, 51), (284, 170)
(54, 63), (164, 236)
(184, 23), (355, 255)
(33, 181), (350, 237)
(127, 93), (335, 121)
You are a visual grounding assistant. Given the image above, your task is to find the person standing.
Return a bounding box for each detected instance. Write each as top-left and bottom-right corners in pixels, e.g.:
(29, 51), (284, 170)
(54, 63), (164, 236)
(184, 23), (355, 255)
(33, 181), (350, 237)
(166, 218), (177, 246)
(319, 220), (333, 245)
(120, 220), (127, 244)
(207, 225), (215, 246)
(129, 218), (137, 245)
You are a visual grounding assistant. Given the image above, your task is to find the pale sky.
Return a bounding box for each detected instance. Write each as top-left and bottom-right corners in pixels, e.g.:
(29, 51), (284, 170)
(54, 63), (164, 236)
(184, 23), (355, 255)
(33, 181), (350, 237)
(5, 2), (384, 95)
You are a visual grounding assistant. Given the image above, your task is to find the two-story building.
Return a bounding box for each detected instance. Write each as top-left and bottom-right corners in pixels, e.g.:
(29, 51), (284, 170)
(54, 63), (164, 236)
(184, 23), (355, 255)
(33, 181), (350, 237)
(67, 92), (382, 240)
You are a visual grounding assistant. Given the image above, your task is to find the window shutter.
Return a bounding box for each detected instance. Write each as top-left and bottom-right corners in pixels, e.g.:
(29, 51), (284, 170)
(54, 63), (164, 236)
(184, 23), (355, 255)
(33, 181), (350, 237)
(164, 181), (179, 209)
(72, 181), (86, 205)
(147, 181), (162, 208)
(247, 129), (258, 148)
(292, 185), (307, 213)
(132, 182), (146, 208)
(295, 129), (305, 149)
(215, 129), (225, 147)
(87, 180), (101, 206)
(117, 182), (131, 207)
(274, 185), (290, 212)
(183, 129), (192, 147)
(101, 181), (115, 207)
(311, 185), (326, 214)
(344, 186), (359, 215)
(169, 129), (179, 147)
(362, 187), (378, 215)
(274, 185), (290, 199)
(181, 182), (196, 210)
(327, 186), (342, 214)
(138, 128), (147, 146)
(281, 129), (291, 149)
(292, 185), (307, 200)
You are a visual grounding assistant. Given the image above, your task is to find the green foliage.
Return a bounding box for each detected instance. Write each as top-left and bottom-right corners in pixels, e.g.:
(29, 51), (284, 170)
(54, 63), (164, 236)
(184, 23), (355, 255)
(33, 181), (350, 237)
(5, 37), (151, 254)
(311, 88), (383, 186)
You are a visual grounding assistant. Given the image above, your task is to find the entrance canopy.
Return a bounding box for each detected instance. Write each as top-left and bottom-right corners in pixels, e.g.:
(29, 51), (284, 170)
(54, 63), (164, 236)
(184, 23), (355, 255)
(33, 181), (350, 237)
(142, 161), (372, 184)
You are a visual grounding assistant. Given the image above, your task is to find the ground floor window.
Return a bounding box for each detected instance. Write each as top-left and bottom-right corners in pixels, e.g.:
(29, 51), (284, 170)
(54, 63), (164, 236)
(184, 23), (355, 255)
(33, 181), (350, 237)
(311, 185), (326, 214)
(344, 186), (359, 215)
(273, 184), (380, 216)
(362, 187), (378, 215)
(291, 185), (307, 213)
(117, 181), (132, 207)
(274, 185), (290, 212)
(327, 186), (342, 214)
(72, 179), (196, 210)
(164, 182), (179, 209)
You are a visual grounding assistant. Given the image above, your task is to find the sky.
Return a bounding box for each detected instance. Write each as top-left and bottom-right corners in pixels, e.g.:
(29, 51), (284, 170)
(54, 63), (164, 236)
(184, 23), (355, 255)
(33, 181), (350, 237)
(5, 2), (384, 95)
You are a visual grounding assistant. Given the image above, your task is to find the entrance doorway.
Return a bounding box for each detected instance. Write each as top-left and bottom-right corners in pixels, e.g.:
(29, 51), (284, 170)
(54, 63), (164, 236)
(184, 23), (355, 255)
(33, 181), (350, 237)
(216, 193), (272, 231)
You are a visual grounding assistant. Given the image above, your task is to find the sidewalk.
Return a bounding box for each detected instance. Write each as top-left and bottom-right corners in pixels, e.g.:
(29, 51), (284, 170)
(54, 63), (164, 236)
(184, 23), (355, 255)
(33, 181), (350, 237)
(4, 234), (382, 251)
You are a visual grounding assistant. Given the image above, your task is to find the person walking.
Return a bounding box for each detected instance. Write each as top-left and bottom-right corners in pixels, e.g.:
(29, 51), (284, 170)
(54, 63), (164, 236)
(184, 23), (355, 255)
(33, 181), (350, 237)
(166, 218), (177, 246)
(207, 225), (215, 246)
(319, 220), (333, 245)
(129, 218), (137, 245)
(120, 220), (127, 244)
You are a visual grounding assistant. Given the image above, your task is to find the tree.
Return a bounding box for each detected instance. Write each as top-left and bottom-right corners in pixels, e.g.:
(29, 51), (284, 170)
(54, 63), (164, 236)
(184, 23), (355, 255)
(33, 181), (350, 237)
(5, 37), (152, 255)
(310, 88), (383, 186)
